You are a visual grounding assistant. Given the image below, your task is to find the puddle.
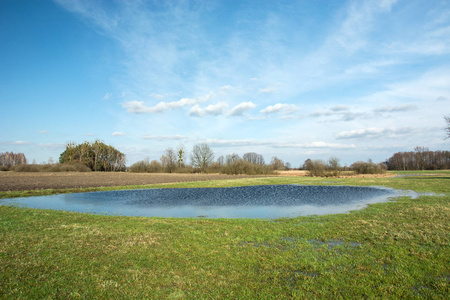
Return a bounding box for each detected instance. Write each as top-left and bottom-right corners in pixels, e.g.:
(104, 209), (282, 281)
(0, 184), (410, 219)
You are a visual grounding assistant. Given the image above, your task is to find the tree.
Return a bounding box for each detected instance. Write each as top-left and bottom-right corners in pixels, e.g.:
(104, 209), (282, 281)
(302, 159), (312, 170)
(59, 140), (126, 171)
(226, 153), (240, 164)
(190, 143), (214, 172)
(328, 156), (341, 176)
(216, 155), (225, 167)
(445, 115), (450, 139)
(243, 152), (265, 166)
(305, 159), (326, 176)
(270, 156), (284, 170)
(177, 145), (186, 168)
(162, 148), (177, 173)
(414, 146), (429, 171)
(0, 152), (27, 167)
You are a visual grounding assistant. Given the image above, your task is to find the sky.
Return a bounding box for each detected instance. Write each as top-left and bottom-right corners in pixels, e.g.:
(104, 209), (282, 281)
(1, 0), (449, 167)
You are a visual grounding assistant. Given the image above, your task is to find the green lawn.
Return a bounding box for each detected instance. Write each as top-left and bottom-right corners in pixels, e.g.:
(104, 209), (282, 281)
(0, 172), (449, 298)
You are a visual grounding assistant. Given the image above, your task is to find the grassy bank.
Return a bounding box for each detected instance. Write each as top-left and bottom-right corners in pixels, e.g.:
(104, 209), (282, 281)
(0, 172), (449, 298)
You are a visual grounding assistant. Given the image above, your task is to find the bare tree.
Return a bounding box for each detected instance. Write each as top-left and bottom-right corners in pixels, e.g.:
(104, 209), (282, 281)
(190, 143), (214, 172)
(414, 146), (429, 171)
(270, 156), (284, 170)
(226, 153), (240, 164)
(328, 156), (341, 176)
(161, 148), (177, 173)
(216, 155), (225, 167)
(0, 152), (27, 167)
(243, 152), (265, 166)
(445, 115), (450, 139)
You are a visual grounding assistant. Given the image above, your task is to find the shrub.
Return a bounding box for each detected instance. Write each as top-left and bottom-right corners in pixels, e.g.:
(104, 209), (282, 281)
(221, 159), (274, 175)
(305, 159), (327, 177)
(129, 160), (162, 173)
(350, 161), (386, 174)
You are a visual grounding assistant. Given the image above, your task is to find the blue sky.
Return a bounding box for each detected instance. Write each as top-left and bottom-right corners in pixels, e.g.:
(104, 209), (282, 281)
(1, 0), (449, 167)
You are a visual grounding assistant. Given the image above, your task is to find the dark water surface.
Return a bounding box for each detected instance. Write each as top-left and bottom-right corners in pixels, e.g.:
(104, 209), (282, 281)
(0, 185), (409, 218)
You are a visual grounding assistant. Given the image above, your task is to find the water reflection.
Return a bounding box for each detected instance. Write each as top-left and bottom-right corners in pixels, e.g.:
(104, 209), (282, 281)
(0, 185), (409, 218)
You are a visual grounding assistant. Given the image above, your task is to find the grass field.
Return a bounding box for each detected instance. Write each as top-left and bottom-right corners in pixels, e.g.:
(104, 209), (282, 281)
(0, 171), (449, 298)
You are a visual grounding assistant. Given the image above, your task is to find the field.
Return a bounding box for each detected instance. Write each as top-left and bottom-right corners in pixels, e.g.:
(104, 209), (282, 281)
(0, 171), (449, 298)
(0, 172), (263, 192)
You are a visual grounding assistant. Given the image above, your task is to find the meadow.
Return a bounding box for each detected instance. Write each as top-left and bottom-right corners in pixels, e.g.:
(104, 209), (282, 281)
(0, 171), (449, 298)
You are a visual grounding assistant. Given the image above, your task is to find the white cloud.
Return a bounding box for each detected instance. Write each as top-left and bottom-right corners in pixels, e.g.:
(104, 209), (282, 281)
(310, 107), (365, 121)
(122, 92), (214, 114)
(228, 102), (256, 117)
(335, 127), (415, 139)
(0, 141), (33, 145)
(143, 135), (186, 141)
(38, 130), (49, 134)
(260, 103), (300, 115)
(202, 139), (355, 149)
(273, 142), (356, 149)
(189, 102), (228, 117)
(205, 139), (269, 147)
(258, 86), (277, 94)
(112, 131), (125, 136)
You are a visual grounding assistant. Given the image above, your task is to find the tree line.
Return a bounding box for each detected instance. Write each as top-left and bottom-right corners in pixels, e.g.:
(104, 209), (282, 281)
(2, 142), (449, 174)
(385, 147), (450, 171)
(0, 152), (27, 168)
(129, 143), (285, 175)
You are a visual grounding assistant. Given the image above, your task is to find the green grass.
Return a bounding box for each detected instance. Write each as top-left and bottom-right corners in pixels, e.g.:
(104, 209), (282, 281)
(0, 171), (449, 298)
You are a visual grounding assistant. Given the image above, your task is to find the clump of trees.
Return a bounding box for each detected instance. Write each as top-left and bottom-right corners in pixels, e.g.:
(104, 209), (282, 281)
(0, 152), (27, 170)
(218, 152), (273, 175)
(129, 144), (275, 175)
(59, 140), (126, 171)
(303, 156), (342, 177)
(350, 160), (386, 174)
(385, 147), (450, 170)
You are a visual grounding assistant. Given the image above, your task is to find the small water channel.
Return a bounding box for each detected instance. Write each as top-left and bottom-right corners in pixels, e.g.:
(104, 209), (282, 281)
(0, 185), (414, 219)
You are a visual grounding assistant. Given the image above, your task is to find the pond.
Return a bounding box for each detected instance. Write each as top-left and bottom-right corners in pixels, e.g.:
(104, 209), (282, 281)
(0, 185), (414, 219)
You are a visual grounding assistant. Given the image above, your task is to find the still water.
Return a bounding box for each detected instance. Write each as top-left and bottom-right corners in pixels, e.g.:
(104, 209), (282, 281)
(0, 185), (409, 219)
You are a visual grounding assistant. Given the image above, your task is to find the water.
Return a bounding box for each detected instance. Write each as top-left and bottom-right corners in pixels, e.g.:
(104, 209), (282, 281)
(0, 185), (411, 219)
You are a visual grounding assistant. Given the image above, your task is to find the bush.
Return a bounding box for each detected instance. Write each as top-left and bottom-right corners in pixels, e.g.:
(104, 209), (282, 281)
(305, 159), (327, 177)
(350, 161), (386, 174)
(221, 159), (274, 175)
(129, 160), (163, 173)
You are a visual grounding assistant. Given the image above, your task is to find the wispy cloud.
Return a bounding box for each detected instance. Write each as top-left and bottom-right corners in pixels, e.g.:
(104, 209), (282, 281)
(310, 107), (365, 122)
(374, 105), (417, 113)
(335, 127), (416, 139)
(143, 135), (186, 141)
(258, 86), (277, 94)
(38, 143), (65, 149)
(112, 131), (125, 136)
(204, 139), (355, 149)
(103, 92), (112, 100)
(122, 93), (214, 114)
(228, 102), (256, 117)
(189, 102), (228, 117)
(260, 103), (300, 115)
(0, 141), (33, 145)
